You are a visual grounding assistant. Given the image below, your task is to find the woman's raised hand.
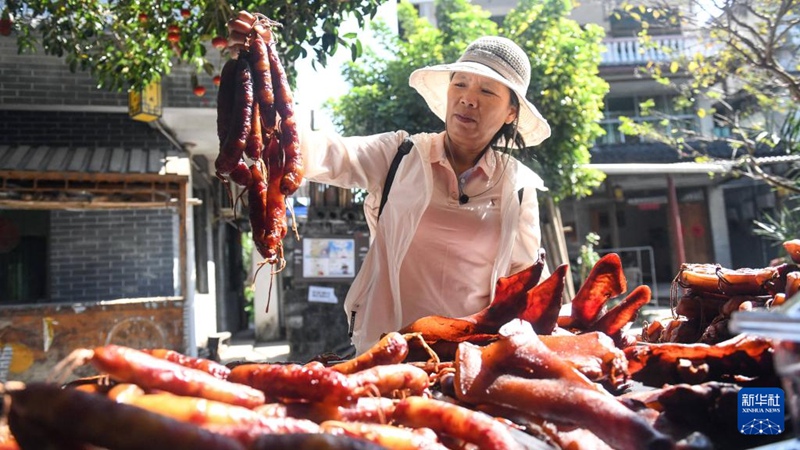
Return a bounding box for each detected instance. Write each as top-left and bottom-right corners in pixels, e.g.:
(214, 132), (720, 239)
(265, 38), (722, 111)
(226, 11), (272, 58)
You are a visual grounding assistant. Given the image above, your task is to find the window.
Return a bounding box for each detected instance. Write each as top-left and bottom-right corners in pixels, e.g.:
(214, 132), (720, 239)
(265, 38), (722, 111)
(609, 7), (682, 38)
(606, 97), (636, 118)
(597, 94), (698, 146)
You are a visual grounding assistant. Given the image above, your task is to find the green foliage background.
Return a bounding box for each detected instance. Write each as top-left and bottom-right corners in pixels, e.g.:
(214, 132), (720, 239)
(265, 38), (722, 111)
(3, 0), (384, 91)
(326, 0), (608, 202)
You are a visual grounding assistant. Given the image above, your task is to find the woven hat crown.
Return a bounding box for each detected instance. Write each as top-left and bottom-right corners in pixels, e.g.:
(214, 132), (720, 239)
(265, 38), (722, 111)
(458, 36), (531, 94)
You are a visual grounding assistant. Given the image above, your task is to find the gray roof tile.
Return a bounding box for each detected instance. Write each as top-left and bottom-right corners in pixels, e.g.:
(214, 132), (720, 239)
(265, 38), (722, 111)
(0, 145), (173, 175)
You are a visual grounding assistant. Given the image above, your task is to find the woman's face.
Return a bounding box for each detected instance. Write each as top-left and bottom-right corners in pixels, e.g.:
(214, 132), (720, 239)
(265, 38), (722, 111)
(445, 72), (517, 152)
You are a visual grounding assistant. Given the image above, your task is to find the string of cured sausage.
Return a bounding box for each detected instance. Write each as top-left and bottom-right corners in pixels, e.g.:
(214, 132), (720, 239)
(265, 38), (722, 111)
(214, 16), (303, 272)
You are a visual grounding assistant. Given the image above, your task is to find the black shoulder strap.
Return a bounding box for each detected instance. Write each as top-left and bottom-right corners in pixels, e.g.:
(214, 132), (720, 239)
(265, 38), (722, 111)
(378, 138), (414, 220)
(378, 140), (523, 220)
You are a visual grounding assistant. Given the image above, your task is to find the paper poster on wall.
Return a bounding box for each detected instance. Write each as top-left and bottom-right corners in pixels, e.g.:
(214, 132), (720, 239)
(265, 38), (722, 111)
(302, 238), (356, 279)
(308, 286), (338, 304)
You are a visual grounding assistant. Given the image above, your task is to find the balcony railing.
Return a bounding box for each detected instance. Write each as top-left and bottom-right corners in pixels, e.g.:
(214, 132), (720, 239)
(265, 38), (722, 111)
(596, 115), (698, 146)
(601, 35), (700, 66)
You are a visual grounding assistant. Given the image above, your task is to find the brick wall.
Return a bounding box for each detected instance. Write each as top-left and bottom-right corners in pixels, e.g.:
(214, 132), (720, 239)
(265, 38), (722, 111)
(166, 61), (222, 109)
(0, 34), (218, 109)
(49, 209), (177, 302)
(0, 110), (177, 148)
(0, 34), (204, 309)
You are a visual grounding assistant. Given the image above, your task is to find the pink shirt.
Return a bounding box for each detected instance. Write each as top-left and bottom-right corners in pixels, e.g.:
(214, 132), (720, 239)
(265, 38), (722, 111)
(398, 138), (503, 326)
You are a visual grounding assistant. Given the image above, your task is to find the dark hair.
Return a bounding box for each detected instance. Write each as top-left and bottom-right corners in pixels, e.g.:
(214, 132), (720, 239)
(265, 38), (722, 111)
(491, 91), (525, 151)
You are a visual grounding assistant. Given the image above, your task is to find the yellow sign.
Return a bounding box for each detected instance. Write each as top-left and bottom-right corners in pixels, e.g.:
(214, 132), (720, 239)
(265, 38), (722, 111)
(129, 81), (162, 122)
(0, 342), (35, 376)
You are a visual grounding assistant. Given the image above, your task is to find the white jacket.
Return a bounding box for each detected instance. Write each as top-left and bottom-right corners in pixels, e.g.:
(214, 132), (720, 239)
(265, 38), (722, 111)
(300, 130), (547, 353)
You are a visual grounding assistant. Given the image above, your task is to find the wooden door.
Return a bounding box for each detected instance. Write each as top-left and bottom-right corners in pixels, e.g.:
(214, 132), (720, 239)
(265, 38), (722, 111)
(679, 201), (712, 264)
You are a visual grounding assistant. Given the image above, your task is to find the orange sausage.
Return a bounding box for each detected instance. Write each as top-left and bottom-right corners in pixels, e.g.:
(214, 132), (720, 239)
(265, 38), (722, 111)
(90, 345), (265, 409)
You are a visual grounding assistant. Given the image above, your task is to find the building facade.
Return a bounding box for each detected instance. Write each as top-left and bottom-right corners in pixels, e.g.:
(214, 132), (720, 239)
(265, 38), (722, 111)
(563, 0), (796, 300)
(0, 35), (248, 382)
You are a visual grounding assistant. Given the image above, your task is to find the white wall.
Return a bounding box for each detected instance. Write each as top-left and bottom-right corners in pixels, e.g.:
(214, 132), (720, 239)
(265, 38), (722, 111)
(253, 258), (282, 341)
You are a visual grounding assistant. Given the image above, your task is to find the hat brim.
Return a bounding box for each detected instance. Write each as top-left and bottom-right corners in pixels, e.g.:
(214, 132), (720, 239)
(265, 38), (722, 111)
(409, 61), (551, 147)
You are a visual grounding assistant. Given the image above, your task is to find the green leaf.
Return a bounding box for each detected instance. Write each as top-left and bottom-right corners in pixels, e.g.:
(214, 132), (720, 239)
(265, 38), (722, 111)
(351, 39), (362, 62)
(2, 0), (383, 92)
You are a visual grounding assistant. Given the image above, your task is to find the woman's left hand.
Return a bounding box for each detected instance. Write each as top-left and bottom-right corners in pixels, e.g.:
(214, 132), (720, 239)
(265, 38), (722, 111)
(226, 11), (272, 58)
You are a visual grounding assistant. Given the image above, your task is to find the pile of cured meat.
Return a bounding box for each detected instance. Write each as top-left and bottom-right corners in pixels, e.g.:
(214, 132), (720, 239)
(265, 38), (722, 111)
(2, 243), (797, 450)
(642, 240), (800, 346)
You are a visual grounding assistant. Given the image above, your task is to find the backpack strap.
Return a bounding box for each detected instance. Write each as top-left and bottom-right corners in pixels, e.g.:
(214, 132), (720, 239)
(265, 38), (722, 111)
(378, 138), (414, 220)
(378, 140), (524, 220)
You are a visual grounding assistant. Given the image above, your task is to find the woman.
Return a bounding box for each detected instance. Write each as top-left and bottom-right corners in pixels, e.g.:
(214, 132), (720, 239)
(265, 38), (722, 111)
(229, 16), (551, 353)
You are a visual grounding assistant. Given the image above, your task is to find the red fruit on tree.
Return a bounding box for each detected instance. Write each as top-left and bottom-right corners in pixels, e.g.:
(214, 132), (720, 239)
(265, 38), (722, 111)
(193, 86), (206, 97)
(168, 24), (180, 33)
(211, 36), (227, 49)
(212, 75), (221, 87)
(138, 13), (148, 23)
(167, 32), (180, 43)
(180, 8), (191, 19)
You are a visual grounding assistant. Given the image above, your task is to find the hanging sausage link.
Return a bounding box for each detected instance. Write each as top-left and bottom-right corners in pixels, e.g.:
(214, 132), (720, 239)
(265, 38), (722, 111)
(214, 57), (254, 177)
(264, 155), (288, 264)
(267, 41), (304, 196)
(247, 31), (277, 133)
(214, 17), (303, 268)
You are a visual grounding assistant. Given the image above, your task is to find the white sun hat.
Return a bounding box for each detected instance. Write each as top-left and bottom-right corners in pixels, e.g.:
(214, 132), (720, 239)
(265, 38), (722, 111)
(409, 36), (551, 147)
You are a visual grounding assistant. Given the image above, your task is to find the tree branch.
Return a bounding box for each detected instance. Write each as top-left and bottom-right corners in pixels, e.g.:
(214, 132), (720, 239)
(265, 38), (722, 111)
(718, 3), (769, 51)
(735, 155), (800, 194)
(774, 16), (800, 43)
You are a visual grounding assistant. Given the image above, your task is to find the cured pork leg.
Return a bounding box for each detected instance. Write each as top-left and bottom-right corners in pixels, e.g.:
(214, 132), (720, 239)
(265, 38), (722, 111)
(567, 253), (627, 329)
(520, 264), (568, 334)
(454, 324), (673, 450)
(539, 332), (629, 389)
(624, 334), (776, 386)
